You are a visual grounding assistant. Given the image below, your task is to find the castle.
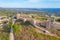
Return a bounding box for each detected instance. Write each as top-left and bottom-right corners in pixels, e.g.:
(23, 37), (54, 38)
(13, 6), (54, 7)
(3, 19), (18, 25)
(16, 14), (60, 30)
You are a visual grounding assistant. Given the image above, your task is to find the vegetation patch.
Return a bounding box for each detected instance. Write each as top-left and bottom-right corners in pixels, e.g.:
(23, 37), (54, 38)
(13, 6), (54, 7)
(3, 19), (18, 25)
(13, 20), (60, 40)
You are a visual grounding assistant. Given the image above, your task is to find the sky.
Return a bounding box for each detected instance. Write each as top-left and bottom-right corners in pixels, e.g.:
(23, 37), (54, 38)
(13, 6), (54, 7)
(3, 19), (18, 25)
(0, 0), (60, 8)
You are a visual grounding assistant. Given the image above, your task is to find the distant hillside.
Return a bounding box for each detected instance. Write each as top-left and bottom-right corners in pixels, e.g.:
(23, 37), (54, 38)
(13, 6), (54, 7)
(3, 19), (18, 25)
(0, 8), (60, 16)
(4, 8), (60, 14)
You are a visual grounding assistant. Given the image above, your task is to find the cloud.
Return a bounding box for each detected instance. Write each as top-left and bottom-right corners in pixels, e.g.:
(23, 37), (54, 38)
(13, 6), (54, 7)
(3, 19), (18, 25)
(27, 0), (60, 3)
(27, 0), (40, 3)
(48, 0), (60, 1)
(0, 2), (38, 8)
(0, 0), (60, 8)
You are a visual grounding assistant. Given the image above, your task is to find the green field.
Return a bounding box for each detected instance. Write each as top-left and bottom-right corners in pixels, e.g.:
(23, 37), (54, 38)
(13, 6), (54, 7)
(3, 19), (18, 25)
(12, 20), (60, 40)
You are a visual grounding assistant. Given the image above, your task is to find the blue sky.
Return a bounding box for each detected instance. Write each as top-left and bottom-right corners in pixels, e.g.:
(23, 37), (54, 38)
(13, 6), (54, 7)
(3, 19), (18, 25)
(0, 0), (60, 8)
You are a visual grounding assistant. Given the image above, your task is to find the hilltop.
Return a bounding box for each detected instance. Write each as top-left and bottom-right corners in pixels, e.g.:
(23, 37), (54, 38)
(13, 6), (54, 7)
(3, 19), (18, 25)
(0, 8), (60, 40)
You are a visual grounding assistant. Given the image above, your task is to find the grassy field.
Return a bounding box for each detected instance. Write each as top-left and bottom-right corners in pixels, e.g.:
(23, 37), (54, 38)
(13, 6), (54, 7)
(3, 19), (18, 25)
(0, 31), (9, 40)
(12, 20), (60, 40)
(0, 28), (10, 40)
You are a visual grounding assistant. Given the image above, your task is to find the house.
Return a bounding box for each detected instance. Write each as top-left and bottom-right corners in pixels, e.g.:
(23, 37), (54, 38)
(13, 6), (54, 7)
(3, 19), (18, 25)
(0, 24), (3, 28)
(16, 14), (31, 19)
(16, 14), (21, 19)
(30, 19), (37, 25)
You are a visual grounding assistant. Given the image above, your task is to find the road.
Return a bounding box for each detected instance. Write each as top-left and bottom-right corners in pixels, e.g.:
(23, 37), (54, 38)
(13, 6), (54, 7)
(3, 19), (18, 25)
(33, 24), (60, 38)
(10, 19), (16, 40)
(10, 27), (14, 40)
(33, 24), (50, 33)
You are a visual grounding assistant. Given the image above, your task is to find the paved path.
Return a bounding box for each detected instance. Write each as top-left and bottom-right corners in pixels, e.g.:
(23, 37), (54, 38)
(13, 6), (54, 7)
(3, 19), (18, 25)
(10, 27), (14, 40)
(10, 19), (15, 40)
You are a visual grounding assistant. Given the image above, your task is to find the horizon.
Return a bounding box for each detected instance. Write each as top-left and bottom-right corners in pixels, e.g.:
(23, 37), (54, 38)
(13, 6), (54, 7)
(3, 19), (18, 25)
(1, 7), (60, 9)
(0, 0), (60, 8)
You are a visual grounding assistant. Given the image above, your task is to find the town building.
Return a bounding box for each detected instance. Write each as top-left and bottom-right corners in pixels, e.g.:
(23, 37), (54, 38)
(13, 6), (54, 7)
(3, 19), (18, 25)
(16, 13), (31, 19)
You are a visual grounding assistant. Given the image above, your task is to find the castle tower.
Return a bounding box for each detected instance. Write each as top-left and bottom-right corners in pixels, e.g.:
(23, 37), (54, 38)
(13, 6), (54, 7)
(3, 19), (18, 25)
(46, 18), (51, 28)
(46, 14), (55, 28)
(50, 14), (55, 24)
